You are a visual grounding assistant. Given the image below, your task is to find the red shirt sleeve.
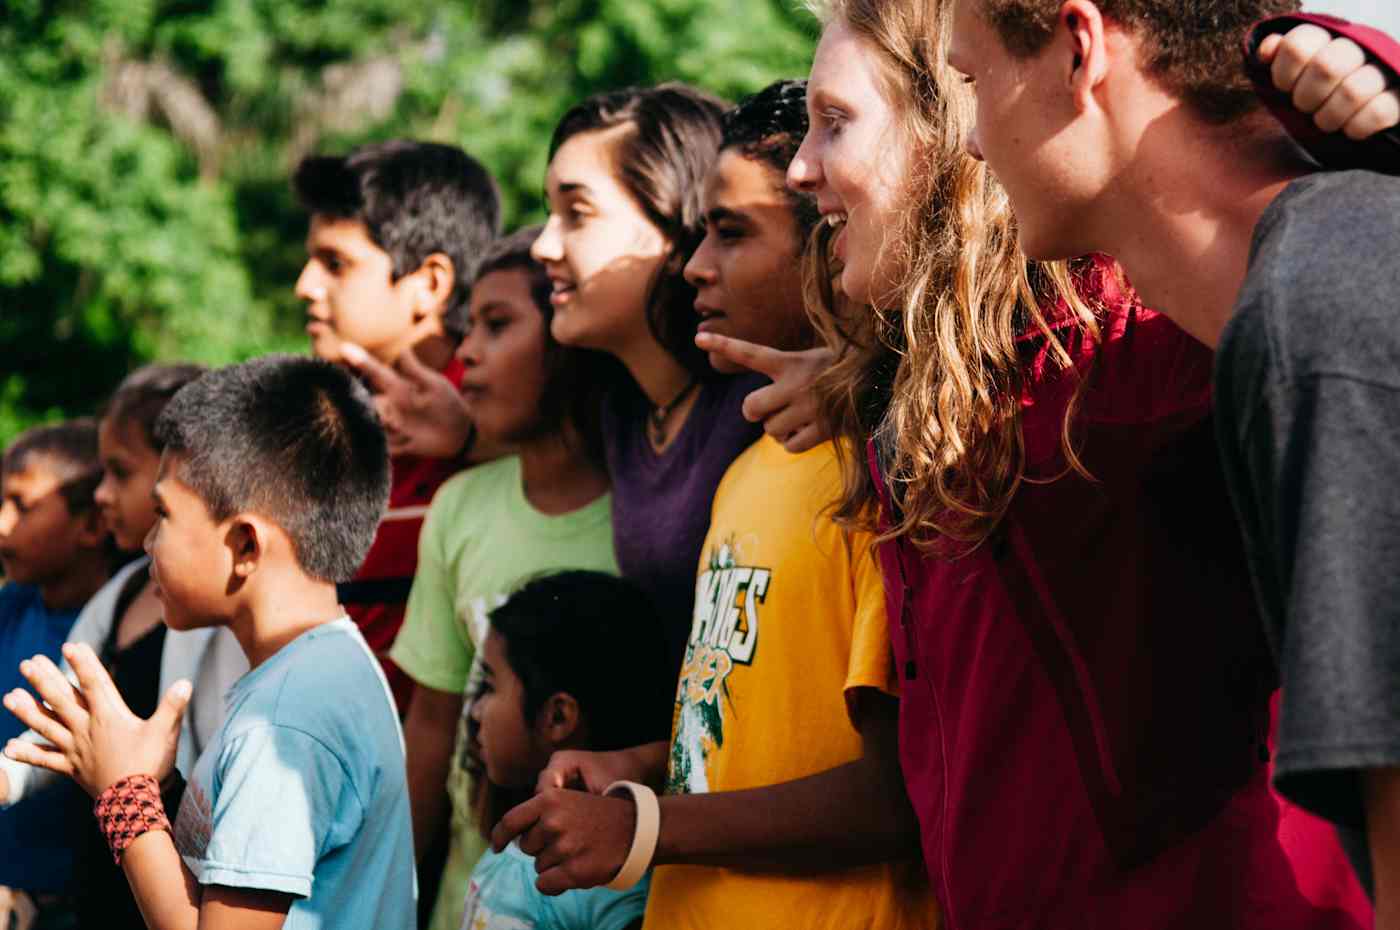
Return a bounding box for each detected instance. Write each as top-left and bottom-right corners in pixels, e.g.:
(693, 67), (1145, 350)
(1246, 13), (1400, 174)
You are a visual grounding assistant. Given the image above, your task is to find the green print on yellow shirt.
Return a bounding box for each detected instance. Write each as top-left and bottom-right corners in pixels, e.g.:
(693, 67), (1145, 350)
(668, 538), (772, 795)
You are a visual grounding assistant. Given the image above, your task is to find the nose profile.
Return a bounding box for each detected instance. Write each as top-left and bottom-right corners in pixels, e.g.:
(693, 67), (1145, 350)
(531, 219), (562, 264)
(966, 126), (985, 163)
(684, 237), (717, 289)
(787, 134), (821, 194)
(295, 261), (324, 305)
(94, 474), (113, 508)
(0, 502), (18, 538)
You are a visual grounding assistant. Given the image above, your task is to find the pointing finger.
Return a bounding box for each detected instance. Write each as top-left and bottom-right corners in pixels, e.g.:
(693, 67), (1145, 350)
(341, 343), (403, 397)
(694, 333), (788, 379)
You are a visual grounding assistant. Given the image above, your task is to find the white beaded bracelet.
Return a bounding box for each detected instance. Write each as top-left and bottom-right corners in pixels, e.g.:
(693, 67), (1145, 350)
(603, 780), (660, 891)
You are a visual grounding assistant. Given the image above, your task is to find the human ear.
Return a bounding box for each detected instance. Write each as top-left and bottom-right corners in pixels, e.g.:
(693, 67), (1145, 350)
(1059, 0), (1110, 110)
(537, 692), (583, 748)
(76, 506), (107, 548)
(410, 253), (456, 324)
(225, 517), (263, 582)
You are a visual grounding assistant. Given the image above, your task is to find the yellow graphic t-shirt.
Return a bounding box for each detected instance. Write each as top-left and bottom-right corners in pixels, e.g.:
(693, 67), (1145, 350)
(643, 437), (937, 929)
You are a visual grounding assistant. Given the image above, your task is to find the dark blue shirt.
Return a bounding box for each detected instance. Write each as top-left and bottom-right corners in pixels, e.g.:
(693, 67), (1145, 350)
(0, 582), (85, 891)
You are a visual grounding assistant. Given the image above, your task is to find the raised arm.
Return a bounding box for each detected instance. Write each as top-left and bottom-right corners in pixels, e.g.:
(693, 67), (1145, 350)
(1249, 14), (1400, 172)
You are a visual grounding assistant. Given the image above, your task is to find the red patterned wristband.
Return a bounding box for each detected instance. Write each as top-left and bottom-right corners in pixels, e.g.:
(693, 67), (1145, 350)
(94, 774), (171, 864)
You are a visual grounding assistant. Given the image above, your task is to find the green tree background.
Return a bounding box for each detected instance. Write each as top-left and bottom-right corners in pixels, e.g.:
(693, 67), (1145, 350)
(0, 0), (818, 446)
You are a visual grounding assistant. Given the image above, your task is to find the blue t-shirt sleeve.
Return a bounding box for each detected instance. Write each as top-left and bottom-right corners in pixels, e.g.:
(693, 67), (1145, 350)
(197, 725), (364, 897)
(533, 873), (650, 930)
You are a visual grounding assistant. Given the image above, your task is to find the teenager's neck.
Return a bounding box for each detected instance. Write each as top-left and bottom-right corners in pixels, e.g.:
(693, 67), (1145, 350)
(1100, 115), (1310, 348)
(228, 574), (344, 668)
(613, 335), (702, 450)
(39, 552), (110, 612)
(518, 428), (609, 516)
(615, 336), (695, 409)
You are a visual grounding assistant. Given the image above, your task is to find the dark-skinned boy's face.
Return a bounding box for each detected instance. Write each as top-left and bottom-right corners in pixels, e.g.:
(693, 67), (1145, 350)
(684, 150), (812, 372)
(0, 456), (98, 587)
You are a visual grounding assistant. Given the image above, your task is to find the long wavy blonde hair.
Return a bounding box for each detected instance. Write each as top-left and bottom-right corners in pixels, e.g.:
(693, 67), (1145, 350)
(807, 0), (1107, 553)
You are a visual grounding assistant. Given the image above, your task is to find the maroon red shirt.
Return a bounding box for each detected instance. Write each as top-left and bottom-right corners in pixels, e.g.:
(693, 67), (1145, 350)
(871, 263), (1368, 929)
(339, 357), (466, 714)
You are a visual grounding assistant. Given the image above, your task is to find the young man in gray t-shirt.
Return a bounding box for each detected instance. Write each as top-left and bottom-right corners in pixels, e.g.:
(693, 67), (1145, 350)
(946, 0), (1400, 908)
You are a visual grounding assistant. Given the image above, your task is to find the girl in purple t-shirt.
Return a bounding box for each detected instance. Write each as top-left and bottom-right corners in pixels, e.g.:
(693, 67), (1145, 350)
(530, 85), (767, 673)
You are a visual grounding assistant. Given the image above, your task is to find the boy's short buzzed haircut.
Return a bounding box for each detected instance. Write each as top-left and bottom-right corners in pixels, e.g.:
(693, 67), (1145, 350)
(980, 0), (1301, 122)
(721, 79), (820, 236)
(154, 355), (391, 583)
(293, 140), (502, 338)
(3, 419), (102, 514)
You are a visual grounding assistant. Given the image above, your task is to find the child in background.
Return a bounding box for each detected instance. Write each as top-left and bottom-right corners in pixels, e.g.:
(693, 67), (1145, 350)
(0, 365), (249, 930)
(460, 571), (674, 930)
(5, 354), (414, 930)
(293, 139), (501, 714)
(0, 419), (107, 908)
(391, 228), (624, 930)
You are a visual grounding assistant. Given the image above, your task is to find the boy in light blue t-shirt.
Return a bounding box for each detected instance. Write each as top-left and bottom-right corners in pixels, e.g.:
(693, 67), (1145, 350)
(459, 572), (675, 930)
(3, 356), (414, 930)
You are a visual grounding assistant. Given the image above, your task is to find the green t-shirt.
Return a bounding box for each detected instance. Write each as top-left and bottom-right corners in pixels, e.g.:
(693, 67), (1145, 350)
(389, 455), (618, 930)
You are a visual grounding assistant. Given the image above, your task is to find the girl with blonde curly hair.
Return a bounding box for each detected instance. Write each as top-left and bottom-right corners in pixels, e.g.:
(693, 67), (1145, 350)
(791, 0), (1369, 927)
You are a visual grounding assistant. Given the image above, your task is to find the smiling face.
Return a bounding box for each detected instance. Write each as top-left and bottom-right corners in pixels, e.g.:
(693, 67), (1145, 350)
(295, 215), (424, 365)
(145, 454), (230, 631)
(788, 19), (909, 307)
(684, 150), (811, 370)
(469, 629), (552, 788)
(529, 128), (671, 355)
(0, 457), (95, 587)
(455, 267), (551, 445)
(94, 415), (161, 553)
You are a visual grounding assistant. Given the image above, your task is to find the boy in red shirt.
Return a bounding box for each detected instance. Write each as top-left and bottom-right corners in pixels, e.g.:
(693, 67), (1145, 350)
(291, 140), (501, 713)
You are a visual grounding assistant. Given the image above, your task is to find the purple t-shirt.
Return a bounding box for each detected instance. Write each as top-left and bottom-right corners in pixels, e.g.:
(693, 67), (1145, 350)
(602, 373), (766, 674)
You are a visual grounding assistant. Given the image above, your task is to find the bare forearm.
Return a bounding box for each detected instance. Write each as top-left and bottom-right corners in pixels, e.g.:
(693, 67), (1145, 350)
(654, 756), (919, 872)
(1368, 768), (1400, 930)
(403, 692), (461, 863)
(624, 742), (669, 790)
(405, 731), (454, 862)
(122, 830), (202, 930)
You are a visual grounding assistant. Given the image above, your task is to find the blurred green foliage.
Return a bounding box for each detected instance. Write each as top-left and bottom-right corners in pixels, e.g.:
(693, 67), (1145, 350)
(0, 0), (818, 446)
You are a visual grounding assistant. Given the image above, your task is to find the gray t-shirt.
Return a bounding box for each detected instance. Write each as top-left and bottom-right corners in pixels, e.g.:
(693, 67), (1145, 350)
(1215, 169), (1400, 891)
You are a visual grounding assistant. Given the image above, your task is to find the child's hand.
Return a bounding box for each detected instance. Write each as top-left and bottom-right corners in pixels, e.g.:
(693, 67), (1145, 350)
(340, 341), (474, 460)
(1259, 24), (1400, 140)
(491, 788), (636, 895)
(694, 333), (833, 453)
(2, 643), (190, 798)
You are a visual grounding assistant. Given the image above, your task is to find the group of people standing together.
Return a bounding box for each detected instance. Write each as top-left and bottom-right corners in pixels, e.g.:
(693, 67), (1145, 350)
(0, 1), (1398, 928)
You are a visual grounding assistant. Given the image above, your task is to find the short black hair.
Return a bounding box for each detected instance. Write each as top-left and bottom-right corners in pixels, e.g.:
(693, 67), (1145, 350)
(103, 363), (209, 453)
(154, 355), (390, 583)
(492, 571), (675, 752)
(472, 227), (626, 471)
(293, 140), (502, 339)
(721, 80), (819, 238)
(3, 418), (102, 515)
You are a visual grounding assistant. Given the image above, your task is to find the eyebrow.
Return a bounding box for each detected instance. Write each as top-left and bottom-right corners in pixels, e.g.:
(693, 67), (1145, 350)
(473, 301), (516, 317)
(706, 206), (750, 225)
(555, 181), (595, 198)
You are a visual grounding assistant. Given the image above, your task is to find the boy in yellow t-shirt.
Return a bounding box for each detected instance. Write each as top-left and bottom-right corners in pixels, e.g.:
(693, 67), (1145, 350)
(488, 81), (935, 928)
